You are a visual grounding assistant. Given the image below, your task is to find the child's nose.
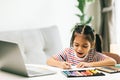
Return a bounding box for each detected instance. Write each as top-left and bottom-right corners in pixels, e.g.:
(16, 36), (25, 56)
(78, 47), (82, 51)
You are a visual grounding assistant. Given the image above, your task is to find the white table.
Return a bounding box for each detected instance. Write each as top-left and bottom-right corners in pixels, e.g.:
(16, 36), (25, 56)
(0, 64), (120, 80)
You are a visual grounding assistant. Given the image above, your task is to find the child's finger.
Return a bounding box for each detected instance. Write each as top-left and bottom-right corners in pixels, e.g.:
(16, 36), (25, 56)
(76, 63), (84, 68)
(65, 62), (71, 68)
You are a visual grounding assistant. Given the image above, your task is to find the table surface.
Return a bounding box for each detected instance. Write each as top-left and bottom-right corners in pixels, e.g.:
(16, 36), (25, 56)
(0, 64), (120, 80)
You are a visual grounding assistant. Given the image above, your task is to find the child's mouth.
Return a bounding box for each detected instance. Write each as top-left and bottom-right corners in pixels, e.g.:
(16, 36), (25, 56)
(77, 52), (84, 55)
(77, 52), (87, 58)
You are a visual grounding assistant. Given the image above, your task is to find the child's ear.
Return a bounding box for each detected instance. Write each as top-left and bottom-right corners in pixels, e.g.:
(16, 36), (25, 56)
(91, 42), (95, 48)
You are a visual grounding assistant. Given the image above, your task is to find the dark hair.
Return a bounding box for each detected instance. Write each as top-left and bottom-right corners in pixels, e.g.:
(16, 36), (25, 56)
(95, 34), (103, 53)
(70, 24), (95, 47)
(70, 24), (103, 52)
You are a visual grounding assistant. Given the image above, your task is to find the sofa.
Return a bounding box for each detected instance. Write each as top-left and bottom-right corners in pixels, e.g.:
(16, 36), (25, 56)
(0, 26), (63, 65)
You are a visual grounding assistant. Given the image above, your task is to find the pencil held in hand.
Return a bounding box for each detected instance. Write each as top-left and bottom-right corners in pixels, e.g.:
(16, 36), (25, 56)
(59, 55), (71, 69)
(60, 55), (66, 61)
(63, 62), (71, 69)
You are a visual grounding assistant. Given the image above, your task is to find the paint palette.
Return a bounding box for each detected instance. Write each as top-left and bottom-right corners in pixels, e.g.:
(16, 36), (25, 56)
(62, 69), (105, 77)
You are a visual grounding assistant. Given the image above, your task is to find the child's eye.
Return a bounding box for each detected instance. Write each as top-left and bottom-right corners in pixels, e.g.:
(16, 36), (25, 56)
(83, 45), (88, 48)
(75, 45), (79, 47)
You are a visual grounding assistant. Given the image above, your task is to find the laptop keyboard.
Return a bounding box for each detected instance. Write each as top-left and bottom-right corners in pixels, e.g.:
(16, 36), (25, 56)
(27, 70), (42, 75)
(26, 65), (56, 76)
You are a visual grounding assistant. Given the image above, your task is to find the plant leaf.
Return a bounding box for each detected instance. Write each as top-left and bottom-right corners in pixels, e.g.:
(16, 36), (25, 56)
(85, 16), (93, 24)
(77, 0), (86, 14)
(76, 0), (95, 25)
(86, 0), (95, 3)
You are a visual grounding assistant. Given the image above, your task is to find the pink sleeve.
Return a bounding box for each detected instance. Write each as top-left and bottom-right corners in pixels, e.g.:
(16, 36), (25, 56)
(52, 48), (70, 61)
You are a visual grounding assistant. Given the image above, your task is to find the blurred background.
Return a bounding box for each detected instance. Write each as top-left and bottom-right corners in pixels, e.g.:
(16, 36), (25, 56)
(0, 0), (119, 55)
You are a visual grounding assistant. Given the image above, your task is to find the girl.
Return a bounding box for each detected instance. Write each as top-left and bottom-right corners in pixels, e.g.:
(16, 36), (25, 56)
(47, 24), (116, 69)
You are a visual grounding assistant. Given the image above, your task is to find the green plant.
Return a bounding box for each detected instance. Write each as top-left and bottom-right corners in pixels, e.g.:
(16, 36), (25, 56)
(76, 0), (95, 25)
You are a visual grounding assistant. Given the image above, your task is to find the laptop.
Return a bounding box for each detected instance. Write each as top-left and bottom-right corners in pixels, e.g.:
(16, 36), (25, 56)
(0, 40), (56, 77)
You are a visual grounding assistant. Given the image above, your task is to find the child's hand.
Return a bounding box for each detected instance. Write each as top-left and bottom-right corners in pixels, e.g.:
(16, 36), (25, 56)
(59, 62), (71, 69)
(76, 62), (91, 68)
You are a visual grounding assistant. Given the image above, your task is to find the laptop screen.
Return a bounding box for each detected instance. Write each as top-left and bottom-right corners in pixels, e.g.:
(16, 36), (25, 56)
(0, 40), (56, 77)
(0, 40), (28, 76)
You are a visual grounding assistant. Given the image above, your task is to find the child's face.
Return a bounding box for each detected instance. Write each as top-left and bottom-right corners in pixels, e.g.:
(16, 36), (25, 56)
(73, 34), (91, 58)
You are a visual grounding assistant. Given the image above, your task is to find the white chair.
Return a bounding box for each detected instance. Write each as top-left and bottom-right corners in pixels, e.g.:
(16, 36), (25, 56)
(0, 26), (63, 64)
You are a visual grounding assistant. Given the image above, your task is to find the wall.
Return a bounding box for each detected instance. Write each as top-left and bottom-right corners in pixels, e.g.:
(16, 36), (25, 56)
(0, 0), (56, 30)
(0, 0), (100, 48)
(115, 0), (120, 43)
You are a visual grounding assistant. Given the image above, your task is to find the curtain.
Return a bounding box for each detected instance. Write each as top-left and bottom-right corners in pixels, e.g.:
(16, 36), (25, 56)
(99, 0), (115, 52)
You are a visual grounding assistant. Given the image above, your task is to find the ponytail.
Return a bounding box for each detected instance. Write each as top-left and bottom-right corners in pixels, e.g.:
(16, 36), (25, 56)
(95, 34), (103, 53)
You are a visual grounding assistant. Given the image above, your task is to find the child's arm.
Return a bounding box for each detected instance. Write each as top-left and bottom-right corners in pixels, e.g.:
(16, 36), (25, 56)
(47, 57), (71, 69)
(90, 56), (116, 67)
(76, 56), (116, 68)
